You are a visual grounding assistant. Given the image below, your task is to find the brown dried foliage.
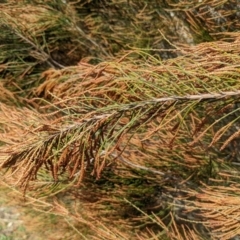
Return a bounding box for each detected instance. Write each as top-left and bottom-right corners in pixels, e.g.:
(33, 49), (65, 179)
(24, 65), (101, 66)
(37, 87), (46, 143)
(0, 1), (240, 239)
(1, 36), (240, 238)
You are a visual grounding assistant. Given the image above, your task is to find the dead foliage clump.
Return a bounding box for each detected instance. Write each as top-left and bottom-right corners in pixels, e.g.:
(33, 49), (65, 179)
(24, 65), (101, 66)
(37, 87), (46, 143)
(0, 0), (240, 239)
(1, 0), (239, 97)
(0, 34), (240, 239)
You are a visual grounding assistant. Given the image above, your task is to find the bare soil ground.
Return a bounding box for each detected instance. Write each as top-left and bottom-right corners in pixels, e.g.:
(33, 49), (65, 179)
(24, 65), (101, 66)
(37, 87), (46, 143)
(0, 184), (74, 240)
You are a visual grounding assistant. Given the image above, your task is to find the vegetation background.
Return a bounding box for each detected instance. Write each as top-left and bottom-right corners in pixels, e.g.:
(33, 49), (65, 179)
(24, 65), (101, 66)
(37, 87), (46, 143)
(0, 0), (240, 239)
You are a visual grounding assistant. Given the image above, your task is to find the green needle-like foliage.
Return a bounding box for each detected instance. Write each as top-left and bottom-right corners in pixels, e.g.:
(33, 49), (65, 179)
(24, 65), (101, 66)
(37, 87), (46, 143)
(0, 0), (240, 239)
